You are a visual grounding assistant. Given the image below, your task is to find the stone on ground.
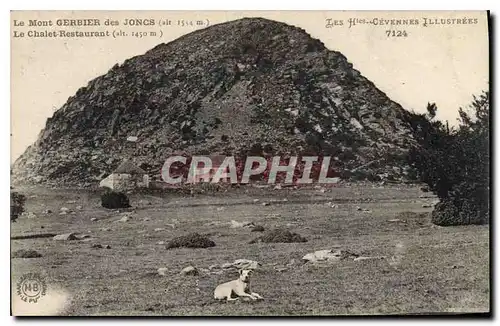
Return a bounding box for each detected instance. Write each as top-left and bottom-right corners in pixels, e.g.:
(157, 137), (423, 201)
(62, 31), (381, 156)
(353, 256), (386, 262)
(180, 266), (199, 276)
(221, 259), (261, 270)
(230, 220), (255, 228)
(53, 233), (79, 241)
(302, 249), (359, 263)
(157, 268), (168, 276)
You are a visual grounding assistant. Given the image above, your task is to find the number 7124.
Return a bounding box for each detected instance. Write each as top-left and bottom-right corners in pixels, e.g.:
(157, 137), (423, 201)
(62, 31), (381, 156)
(386, 30), (408, 37)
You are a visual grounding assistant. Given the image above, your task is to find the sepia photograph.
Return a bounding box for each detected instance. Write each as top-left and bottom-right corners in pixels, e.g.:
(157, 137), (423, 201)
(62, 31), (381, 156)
(10, 10), (490, 316)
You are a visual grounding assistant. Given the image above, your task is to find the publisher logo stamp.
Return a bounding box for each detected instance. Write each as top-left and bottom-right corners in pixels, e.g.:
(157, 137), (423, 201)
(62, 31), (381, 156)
(16, 273), (47, 303)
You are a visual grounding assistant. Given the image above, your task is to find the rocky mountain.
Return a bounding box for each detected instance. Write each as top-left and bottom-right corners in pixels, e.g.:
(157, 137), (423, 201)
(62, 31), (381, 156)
(12, 17), (418, 187)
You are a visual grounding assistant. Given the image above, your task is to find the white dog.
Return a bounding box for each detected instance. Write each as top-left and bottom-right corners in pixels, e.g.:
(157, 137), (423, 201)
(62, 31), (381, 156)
(214, 269), (263, 301)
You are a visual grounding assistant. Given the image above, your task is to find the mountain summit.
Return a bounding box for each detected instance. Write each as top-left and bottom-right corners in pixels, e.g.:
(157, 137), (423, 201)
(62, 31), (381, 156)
(13, 17), (417, 186)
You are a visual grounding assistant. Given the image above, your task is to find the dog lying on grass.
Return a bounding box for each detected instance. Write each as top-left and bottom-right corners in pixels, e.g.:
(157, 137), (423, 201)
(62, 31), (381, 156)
(214, 269), (263, 301)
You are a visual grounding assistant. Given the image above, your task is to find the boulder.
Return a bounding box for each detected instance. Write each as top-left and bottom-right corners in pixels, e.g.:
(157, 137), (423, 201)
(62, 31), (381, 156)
(53, 233), (78, 241)
(230, 220), (255, 228)
(353, 256), (386, 262)
(302, 249), (359, 263)
(180, 266), (199, 276)
(222, 259), (261, 270)
(116, 214), (132, 222)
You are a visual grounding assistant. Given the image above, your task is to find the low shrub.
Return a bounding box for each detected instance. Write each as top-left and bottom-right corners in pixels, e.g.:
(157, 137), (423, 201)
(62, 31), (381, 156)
(166, 233), (216, 249)
(101, 191), (131, 209)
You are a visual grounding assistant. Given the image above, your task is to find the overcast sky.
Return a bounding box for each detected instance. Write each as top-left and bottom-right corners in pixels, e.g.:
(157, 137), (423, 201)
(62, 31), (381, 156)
(11, 11), (489, 162)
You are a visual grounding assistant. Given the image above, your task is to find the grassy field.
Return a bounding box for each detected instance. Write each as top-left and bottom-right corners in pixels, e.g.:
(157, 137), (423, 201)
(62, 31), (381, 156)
(11, 184), (490, 316)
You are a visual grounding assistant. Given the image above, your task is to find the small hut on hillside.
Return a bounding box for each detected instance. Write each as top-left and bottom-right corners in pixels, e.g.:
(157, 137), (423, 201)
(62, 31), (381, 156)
(99, 160), (149, 191)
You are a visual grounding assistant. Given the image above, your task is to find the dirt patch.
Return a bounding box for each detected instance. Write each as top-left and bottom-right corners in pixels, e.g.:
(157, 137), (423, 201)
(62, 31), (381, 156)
(249, 228), (307, 244)
(12, 249), (42, 258)
(393, 211), (430, 226)
(397, 211), (426, 219)
(166, 233), (216, 249)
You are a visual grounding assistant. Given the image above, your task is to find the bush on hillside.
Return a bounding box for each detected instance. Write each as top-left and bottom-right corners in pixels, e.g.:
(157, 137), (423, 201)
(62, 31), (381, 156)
(407, 92), (489, 226)
(10, 191), (26, 222)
